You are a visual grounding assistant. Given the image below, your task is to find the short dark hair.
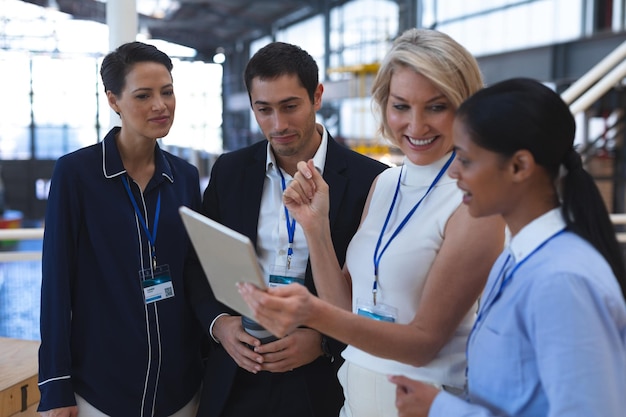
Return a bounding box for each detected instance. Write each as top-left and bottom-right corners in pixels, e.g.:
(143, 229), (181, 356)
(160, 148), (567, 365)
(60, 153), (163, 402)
(100, 41), (173, 96)
(244, 42), (319, 103)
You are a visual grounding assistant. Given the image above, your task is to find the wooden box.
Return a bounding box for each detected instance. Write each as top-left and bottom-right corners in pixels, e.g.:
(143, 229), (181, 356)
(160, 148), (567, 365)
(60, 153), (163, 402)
(0, 338), (40, 417)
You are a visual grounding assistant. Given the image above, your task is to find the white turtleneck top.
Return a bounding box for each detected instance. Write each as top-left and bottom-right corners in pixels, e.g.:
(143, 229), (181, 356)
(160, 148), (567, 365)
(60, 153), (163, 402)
(342, 152), (474, 388)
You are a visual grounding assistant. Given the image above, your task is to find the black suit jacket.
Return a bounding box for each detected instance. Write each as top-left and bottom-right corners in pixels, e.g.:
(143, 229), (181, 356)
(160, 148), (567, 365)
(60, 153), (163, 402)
(193, 133), (388, 417)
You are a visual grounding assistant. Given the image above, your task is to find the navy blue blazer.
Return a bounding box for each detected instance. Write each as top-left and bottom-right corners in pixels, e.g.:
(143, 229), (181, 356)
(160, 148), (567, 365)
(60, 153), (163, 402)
(193, 133), (388, 417)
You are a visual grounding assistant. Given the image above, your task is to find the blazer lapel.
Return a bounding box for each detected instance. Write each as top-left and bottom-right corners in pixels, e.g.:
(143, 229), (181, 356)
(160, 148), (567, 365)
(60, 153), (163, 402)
(241, 142), (268, 247)
(324, 137), (349, 228)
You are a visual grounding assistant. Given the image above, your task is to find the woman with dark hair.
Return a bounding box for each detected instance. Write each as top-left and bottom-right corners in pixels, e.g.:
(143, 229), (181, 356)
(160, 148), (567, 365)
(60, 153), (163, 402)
(38, 41), (205, 417)
(389, 77), (626, 417)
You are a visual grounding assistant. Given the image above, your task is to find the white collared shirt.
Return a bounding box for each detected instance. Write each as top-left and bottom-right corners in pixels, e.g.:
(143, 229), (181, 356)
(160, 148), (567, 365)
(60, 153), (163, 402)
(256, 123), (328, 284)
(209, 124), (328, 342)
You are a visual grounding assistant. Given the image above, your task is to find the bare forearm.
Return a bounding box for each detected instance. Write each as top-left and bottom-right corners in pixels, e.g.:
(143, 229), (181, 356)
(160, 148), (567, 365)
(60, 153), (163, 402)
(306, 298), (441, 366)
(304, 223), (352, 310)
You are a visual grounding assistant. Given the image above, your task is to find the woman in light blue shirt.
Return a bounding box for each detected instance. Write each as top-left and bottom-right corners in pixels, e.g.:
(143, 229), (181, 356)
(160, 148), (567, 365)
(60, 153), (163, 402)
(389, 77), (626, 416)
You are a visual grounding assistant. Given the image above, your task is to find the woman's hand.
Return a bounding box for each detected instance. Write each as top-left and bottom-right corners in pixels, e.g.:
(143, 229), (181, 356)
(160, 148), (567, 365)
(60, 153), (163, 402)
(282, 159), (330, 233)
(39, 406), (78, 417)
(238, 282), (316, 338)
(388, 375), (439, 417)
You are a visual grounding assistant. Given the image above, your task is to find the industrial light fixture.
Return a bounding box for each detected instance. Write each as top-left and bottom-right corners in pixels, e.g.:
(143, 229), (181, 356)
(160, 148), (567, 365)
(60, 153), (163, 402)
(213, 47), (225, 64)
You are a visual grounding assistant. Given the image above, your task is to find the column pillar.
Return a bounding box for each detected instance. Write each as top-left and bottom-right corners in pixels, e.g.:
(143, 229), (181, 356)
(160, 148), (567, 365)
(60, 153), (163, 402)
(105, 0), (137, 129)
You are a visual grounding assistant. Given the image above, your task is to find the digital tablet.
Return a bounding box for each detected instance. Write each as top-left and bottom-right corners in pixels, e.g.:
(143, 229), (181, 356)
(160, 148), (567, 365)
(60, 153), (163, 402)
(179, 206), (266, 318)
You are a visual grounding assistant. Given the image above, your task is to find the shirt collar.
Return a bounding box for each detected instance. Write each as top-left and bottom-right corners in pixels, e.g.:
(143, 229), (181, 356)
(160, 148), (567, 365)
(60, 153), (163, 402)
(102, 126), (174, 184)
(265, 123), (328, 175)
(508, 207), (566, 263)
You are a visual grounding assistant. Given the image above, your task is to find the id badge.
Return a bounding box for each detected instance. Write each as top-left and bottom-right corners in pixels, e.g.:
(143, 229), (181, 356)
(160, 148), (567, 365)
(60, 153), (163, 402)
(356, 298), (397, 322)
(140, 264), (174, 304)
(269, 264), (305, 288)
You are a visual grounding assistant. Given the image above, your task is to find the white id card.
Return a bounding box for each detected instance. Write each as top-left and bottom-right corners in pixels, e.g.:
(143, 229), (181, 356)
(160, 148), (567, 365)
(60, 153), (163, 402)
(356, 298), (397, 322)
(268, 264), (305, 288)
(140, 264), (174, 304)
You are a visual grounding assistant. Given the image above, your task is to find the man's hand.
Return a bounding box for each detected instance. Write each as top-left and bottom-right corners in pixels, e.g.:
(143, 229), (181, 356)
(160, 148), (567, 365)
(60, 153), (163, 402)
(212, 315), (264, 373)
(254, 328), (323, 373)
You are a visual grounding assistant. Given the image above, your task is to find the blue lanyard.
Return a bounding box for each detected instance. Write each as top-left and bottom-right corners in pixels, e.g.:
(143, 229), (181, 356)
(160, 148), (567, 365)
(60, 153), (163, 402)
(277, 166), (296, 269)
(123, 177), (161, 270)
(466, 227), (566, 370)
(474, 228), (565, 325)
(371, 151), (456, 304)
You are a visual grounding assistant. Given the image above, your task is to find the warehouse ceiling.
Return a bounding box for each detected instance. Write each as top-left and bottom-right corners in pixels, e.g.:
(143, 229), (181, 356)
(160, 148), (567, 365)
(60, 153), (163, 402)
(21, 0), (353, 61)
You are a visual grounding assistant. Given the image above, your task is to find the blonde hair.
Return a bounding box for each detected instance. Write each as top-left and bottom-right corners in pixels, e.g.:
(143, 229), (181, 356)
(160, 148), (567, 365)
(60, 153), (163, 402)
(371, 28), (484, 144)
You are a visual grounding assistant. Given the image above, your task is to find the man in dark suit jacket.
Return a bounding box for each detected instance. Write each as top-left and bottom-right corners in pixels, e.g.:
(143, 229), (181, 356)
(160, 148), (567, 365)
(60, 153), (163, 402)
(194, 41), (388, 417)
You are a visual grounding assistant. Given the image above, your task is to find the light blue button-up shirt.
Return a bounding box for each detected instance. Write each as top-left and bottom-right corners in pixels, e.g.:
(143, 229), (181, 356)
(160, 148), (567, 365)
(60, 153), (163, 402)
(431, 208), (626, 416)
